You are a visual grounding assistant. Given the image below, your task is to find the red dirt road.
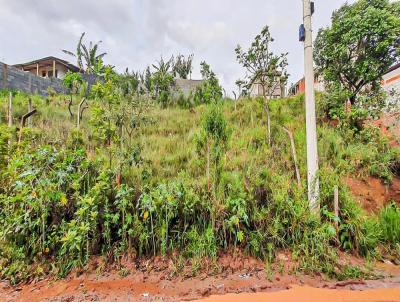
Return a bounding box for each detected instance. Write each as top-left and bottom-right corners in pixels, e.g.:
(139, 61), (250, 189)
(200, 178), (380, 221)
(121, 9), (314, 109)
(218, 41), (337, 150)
(196, 286), (400, 302)
(2, 254), (400, 301)
(3, 271), (400, 301)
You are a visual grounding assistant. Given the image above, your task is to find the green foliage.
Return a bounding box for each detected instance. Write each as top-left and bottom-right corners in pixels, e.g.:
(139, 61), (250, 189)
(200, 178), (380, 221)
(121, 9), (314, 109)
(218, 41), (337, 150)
(150, 57), (175, 107)
(379, 203), (400, 245)
(235, 25), (289, 98)
(314, 0), (400, 105)
(172, 54), (194, 80)
(62, 32), (107, 75)
(63, 71), (84, 95)
(235, 25), (288, 145)
(196, 103), (230, 195)
(0, 125), (11, 171)
(0, 89), (398, 283)
(194, 62), (223, 105)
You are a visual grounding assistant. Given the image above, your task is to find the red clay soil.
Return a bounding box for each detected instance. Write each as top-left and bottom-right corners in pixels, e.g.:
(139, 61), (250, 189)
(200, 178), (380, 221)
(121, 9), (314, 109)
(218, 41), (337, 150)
(195, 285), (400, 302)
(345, 176), (400, 213)
(2, 253), (400, 302)
(371, 113), (400, 148)
(342, 113), (400, 213)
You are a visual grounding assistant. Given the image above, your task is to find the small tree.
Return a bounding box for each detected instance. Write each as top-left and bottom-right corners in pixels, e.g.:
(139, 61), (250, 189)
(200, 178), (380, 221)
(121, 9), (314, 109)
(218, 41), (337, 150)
(119, 68), (141, 96)
(90, 67), (120, 169)
(196, 103), (230, 196)
(151, 57), (175, 107)
(194, 61), (223, 105)
(235, 26), (288, 146)
(314, 0), (400, 106)
(63, 71), (84, 118)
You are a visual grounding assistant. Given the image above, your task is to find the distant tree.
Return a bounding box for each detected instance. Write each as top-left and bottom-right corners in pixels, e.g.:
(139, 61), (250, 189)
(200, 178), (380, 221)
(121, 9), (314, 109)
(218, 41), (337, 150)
(235, 26), (288, 146)
(119, 68), (141, 96)
(151, 57), (175, 107)
(194, 61), (223, 104)
(136, 67), (153, 95)
(172, 54), (194, 79)
(314, 0), (400, 105)
(63, 32), (107, 75)
(235, 79), (247, 97)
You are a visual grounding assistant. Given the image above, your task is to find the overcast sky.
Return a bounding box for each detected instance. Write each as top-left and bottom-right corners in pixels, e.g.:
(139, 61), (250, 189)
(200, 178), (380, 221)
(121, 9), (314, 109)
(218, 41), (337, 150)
(0, 0), (356, 94)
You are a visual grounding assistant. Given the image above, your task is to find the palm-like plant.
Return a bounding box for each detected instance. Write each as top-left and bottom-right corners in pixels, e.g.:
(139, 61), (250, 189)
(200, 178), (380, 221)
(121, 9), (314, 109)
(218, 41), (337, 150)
(62, 32), (107, 75)
(152, 56), (173, 76)
(172, 54), (194, 79)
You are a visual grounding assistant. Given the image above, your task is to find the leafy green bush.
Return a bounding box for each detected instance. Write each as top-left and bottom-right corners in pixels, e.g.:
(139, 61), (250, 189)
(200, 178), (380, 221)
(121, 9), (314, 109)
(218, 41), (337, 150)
(379, 203), (400, 245)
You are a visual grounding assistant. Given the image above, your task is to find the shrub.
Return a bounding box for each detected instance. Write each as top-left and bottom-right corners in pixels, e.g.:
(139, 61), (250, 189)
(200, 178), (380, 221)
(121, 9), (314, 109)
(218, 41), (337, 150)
(379, 203), (400, 245)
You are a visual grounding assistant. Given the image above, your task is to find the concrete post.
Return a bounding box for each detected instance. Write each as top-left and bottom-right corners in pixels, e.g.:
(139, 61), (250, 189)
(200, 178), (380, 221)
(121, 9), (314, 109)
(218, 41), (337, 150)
(303, 0), (320, 216)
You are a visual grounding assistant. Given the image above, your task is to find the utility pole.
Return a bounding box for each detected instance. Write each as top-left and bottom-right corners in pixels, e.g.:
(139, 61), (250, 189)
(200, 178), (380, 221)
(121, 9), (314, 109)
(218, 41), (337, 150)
(303, 0), (320, 216)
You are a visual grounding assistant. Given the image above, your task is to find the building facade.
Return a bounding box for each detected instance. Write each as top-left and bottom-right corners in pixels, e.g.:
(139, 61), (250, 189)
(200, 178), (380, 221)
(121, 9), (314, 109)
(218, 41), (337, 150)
(249, 81), (286, 99)
(13, 56), (80, 80)
(288, 74), (325, 96)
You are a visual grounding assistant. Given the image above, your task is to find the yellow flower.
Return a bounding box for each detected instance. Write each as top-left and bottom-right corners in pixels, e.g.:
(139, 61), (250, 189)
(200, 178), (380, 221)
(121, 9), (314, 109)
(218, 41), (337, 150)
(60, 195), (67, 206)
(143, 211), (149, 220)
(44, 247), (50, 254)
(31, 191), (37, 198)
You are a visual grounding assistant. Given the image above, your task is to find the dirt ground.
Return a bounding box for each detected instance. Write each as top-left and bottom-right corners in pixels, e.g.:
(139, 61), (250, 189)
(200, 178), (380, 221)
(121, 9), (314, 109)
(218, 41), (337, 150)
(373, 112), (400, 148)
(345, 176), (400, 213)
(344, 113), (400, 213)
(2, 254), (400, 302)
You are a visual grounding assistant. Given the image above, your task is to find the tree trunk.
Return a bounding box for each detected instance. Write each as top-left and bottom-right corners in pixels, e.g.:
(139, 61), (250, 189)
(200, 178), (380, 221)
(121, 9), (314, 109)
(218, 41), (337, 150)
(68, 95), (74, 118)
(18, 109), (37, 144)
(77, 98), (86, 128)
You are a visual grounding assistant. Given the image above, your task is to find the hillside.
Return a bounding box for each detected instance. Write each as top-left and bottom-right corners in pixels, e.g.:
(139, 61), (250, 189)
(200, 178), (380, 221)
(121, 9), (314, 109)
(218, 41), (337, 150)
(0, 90), (400, 286)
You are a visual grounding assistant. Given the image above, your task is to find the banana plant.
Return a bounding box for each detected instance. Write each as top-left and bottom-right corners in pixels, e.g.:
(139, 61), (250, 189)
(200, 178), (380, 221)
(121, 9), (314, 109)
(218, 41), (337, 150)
(62, 32), (107, 75)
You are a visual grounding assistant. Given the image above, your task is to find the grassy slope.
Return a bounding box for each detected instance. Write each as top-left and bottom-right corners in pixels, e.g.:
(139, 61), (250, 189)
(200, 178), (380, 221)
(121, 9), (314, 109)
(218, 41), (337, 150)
(1, 90), (400, 283)
(1, 90), (397, 200)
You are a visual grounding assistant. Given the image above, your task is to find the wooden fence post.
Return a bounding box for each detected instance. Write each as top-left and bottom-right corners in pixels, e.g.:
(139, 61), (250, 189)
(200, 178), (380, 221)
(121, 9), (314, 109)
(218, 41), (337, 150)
(28, 98), (33, 127)
(334, 186), (339, 228)
(282, 126), (301, 188)
(77, 98), (86, 128)
(8, 92), (13, 127)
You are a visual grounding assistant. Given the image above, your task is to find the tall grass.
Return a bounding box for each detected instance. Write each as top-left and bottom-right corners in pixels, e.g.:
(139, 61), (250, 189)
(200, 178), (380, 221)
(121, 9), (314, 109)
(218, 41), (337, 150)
(0, 91), (399, 283)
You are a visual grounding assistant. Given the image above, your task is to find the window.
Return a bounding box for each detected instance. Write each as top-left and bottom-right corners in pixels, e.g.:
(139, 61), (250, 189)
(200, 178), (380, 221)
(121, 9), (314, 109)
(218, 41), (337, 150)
(48, 70), (53, 78)
(42, 71), (46, 77)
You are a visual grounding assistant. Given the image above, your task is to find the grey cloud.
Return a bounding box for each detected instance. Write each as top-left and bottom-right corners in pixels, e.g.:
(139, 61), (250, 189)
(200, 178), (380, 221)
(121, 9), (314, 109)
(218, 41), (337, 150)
(0, 0), (357, 94)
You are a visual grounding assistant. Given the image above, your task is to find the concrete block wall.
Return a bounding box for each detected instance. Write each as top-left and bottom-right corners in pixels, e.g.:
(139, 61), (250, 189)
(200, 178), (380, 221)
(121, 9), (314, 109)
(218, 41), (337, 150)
(0, 62), (98, 96)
